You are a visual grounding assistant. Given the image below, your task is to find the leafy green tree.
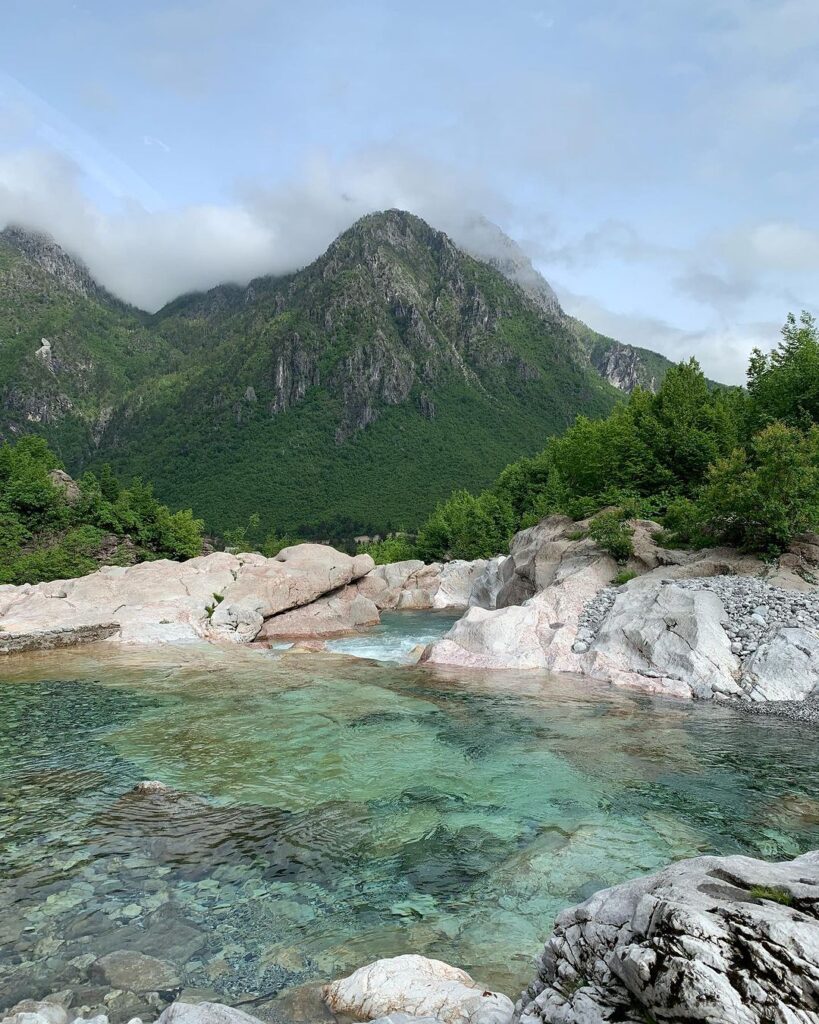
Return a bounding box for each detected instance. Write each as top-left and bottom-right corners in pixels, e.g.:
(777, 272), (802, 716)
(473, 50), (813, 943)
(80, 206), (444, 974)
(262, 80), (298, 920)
(357, 535), (417, 564)
(696, 422), (819, 551)
(588, 509), (634, 562)
(416, 490), (515, 561)
(747, 311), (819, 427)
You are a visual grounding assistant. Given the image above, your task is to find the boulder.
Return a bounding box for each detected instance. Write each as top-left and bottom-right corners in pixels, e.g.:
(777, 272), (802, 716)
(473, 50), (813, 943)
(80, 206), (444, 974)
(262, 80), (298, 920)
(258, 589), (380, 639)
(210, 545), (374, 642)
(515, 849), (819, 1024)
(324, 955), (513, 1024)
(583, 581), (743, 700)
(156, 1003), (265, 1024)
(356, 560), (487, 611)
(90, 950), (180, 993)
(1, 1003), (67, 1024)
(741, 626), (819, 701)
(48, 469), (81, 504)
(468, 556), (508, 610)
(0, 545), (374, 650)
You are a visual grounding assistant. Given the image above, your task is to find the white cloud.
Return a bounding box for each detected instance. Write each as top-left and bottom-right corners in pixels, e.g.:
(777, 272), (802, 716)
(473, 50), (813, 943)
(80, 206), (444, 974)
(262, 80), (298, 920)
(0, 146), (514, 310)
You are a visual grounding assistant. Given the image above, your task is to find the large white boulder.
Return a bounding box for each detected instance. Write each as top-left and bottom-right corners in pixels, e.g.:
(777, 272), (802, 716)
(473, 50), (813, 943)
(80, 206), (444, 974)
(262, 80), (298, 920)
(583, 581), (743, 699)
(324, 955), (513, 1024)
(741, 626), (819, 701)
(156, 1003), (266, 1024)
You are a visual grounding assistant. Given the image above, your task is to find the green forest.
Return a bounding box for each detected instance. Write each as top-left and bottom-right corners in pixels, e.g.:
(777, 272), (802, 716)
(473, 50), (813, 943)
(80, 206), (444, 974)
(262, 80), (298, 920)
(0, 437), (203, 585)
(364, 312), (819, 565)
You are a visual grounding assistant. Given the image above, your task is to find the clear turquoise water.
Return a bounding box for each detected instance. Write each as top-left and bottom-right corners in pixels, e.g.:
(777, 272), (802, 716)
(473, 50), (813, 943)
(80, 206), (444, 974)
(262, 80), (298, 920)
(1, 610), (817, 1015)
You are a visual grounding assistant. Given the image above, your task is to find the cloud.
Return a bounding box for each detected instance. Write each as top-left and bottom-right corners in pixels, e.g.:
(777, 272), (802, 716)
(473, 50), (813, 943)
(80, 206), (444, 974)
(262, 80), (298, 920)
(0, 146), (514, 310)
(557, 285), (776, 386)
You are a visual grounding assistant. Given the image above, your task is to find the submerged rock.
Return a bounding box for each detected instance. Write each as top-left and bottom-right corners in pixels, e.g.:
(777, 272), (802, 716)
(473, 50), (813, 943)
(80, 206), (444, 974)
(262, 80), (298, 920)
(324, 955), (514, 1024)
(515, 849), (819, 1024)
(90, 951), (180, 993)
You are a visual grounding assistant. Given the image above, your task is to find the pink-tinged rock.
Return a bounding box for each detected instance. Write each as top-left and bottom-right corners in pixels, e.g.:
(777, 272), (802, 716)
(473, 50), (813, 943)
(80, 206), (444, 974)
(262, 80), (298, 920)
(324, 955), (513, 1024)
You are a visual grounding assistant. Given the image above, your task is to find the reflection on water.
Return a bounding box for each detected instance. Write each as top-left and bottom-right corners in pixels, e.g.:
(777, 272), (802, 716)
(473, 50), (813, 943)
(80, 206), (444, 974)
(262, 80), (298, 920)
(0, 618), (817, 1016)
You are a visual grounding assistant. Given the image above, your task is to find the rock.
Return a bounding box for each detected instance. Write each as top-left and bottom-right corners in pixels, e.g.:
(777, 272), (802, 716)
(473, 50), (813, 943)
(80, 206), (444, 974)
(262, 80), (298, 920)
(365, 1016), (442, 1024)
(131, 781), (170, 795)
(0, 622), (120, 654)
(210, 545), (374, 642)
(583, 582), (742, 699)
(423, 605), (548, 669)
(356, 559), (487, 611)
(1, 1003), (67, 1024)
(324, 955), (513, 1024)
(741, 627), (819, 701)
(468, 556), (508, 610)
(48, 469), (81, 504)
(515, 849), (819, 1024)
(156, 1003), (266, 1024)
(90, 951), (180, 993)
(259, 588), (380, 639)
(0, 545), (374, 651)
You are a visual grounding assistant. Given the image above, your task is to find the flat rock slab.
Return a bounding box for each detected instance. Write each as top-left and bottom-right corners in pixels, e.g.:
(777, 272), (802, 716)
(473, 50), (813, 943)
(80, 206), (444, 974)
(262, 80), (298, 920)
(90, 950), (181, 992)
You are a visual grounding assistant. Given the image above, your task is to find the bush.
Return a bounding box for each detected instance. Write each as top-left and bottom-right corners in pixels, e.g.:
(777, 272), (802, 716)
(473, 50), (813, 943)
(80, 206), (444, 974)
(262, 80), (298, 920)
(695, 422), (819, 552)
(612, 569), (637, 587)
(589, 510), (634, 562)
(358, 535), (418, 564)
(0, 437), (204, 584)
(415, 490), (515, 561)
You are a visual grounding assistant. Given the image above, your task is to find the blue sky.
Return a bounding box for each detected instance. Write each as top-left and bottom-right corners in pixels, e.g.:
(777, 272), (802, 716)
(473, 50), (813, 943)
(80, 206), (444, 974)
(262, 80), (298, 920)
(1, 0), (818, 381)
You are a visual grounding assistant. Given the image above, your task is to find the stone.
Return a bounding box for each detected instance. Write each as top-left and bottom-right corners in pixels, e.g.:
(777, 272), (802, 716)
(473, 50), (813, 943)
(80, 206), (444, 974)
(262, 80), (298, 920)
(0, 544), (374, 651)
(48, 469), (81, 504)
(356, 559), (488, 611)
(1, 1003), (67, 1024)
(515, 849), (819, 1024)
(468, 556), (508, 610)
(90, 951), (180, 993)
(324, 955), (513, 1024)
(156, 1003), (266, 1024)
(741, 627), (819, 701)
(259, 588), (380, 639)
(583, 582), (742, 699)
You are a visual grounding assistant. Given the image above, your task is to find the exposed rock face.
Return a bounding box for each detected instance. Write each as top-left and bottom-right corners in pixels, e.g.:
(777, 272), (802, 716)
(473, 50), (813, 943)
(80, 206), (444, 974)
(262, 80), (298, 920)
(209, 545), (374, 642)
(0, 545), (374, 650)
(425, 515), (819, 706)
(588, 340), (656, 393)
(324, 955), (514, 1024)
(468, 556), (508, 610)
(48, 468), (81, 503)
(258, 588), (380, 639)
(356, 559), (487, 611)
(515, 849), (819, 1024)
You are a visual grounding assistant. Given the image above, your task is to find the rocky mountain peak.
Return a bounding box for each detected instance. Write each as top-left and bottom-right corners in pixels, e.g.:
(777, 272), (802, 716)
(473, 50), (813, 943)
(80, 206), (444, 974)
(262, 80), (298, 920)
(458, 216), (563, 317)
(0, 224), (128, 311)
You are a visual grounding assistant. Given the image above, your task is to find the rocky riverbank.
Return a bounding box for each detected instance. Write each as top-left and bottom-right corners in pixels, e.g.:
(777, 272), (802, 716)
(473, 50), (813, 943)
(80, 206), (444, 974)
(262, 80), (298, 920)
(424, 515), (819, 713)
(0, 546), (483, 653)
(5, 849), (818, 1024)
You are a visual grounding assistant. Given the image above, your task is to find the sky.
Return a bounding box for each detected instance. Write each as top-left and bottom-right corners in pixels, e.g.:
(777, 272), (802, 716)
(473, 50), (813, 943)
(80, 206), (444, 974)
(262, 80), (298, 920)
(1, 1), (817, 383)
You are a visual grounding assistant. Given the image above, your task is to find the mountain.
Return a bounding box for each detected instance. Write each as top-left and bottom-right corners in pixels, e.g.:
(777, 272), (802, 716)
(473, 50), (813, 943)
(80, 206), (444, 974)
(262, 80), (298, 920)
(0, 211), (682, 538)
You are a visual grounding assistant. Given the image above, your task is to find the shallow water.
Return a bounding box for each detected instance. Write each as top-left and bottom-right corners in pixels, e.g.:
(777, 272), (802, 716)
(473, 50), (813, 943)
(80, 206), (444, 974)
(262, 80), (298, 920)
(1, 612), (817, 1015)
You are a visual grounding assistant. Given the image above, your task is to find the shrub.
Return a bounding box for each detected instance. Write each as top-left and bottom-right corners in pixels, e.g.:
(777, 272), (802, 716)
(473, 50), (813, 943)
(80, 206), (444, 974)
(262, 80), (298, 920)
(613, 569), (637, 586)
(589, 510), (634, 562)
(358, 535), (418, 564)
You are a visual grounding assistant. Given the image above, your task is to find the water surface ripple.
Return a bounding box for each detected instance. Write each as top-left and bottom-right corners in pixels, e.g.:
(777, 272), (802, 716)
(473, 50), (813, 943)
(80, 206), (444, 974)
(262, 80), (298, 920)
(0, 611), (817, 1013)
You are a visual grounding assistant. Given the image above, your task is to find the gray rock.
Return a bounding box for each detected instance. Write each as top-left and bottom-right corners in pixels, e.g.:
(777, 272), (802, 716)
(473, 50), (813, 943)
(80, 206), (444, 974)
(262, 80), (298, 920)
(742, 627), (819, 701)
(90, 951), (180, 993)
(515, 849), (819, 1024)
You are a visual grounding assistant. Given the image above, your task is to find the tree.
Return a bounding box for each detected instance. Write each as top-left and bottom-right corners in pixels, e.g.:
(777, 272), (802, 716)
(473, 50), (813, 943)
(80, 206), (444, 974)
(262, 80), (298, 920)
(696, 422), (819, 551)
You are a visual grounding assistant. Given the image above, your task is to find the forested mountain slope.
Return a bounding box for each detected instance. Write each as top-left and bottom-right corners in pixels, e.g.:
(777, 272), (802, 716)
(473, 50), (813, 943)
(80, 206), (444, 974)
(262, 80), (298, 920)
(0, 210), (686, 537)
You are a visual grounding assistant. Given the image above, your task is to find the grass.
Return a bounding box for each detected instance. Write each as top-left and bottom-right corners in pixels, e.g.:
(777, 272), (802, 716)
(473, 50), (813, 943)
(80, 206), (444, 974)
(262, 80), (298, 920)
(749, 885), (792, 905)
(613, 570), (637, 587)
